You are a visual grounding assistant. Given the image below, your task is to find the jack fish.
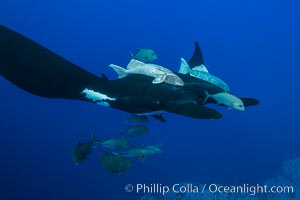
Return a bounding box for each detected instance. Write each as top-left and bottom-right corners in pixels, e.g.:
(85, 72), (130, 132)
(130, 48), (157, 63)
(125, 115), (149, 124)
(120, 125), (148, 138)
(93, 133), (131, 150)
(72, 139), (94, 165)
(118, 145), (161, 161)
(100, 154), (132, 175)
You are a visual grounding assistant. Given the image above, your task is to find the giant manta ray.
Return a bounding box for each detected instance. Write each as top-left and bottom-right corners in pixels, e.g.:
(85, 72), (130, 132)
(0, 25), (259, 119)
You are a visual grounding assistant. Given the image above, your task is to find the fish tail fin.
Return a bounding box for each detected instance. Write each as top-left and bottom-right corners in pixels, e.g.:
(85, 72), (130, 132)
(108, 64), (127, 78)
(202, 90), (210, 104)
(92, 132), (102, 144)
(178, 58), (191, 74)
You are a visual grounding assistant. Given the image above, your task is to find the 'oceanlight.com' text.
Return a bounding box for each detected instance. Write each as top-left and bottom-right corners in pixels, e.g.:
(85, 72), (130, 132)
(124, 183), (294, 196)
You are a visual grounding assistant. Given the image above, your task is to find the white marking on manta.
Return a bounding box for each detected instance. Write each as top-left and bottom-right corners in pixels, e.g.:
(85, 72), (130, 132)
(96, 102), (111, 107)
(81, 88), (116, 107)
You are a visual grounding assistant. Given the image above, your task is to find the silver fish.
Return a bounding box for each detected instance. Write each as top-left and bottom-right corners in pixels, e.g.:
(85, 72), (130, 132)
(92, 133), (131, 149)
(204, 91), (245, 111)
(118, 145), (161, 161)
(97, 139), (131, 150)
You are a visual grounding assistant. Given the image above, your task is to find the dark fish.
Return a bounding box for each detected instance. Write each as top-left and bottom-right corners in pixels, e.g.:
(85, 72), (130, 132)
(100, 154), (132, 175)
(130, 48), (157, 63)
(72, 140), (93, 165)
(120, 125), (148, 138)
(125, 115), (149, 124)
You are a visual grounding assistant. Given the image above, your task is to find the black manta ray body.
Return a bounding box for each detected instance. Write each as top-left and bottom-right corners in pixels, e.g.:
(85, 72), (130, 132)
(0, 25), (259, 119)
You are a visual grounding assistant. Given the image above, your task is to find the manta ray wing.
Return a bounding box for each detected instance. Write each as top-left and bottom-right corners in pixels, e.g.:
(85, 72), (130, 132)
(0, 25), (105, 100)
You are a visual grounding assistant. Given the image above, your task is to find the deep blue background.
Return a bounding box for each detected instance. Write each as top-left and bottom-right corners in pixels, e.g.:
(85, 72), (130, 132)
(0, 0), (299, 199)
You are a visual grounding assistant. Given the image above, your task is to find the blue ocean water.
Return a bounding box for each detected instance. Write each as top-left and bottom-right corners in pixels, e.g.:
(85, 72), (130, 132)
(0, 0), (300, 199)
